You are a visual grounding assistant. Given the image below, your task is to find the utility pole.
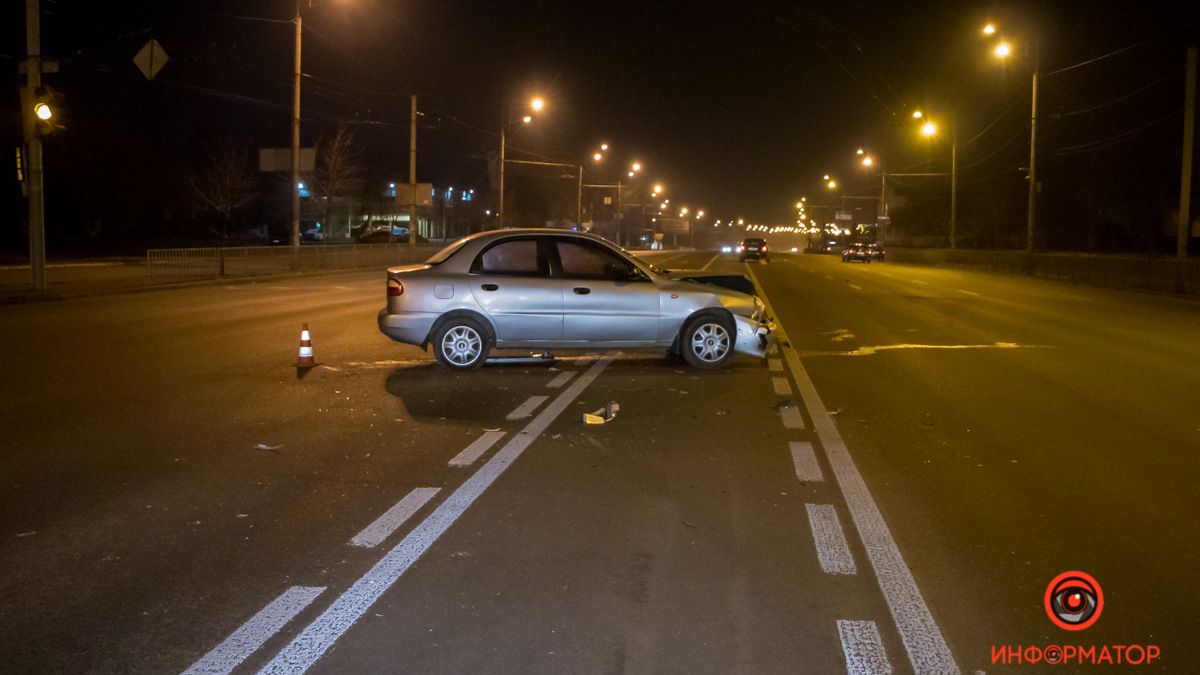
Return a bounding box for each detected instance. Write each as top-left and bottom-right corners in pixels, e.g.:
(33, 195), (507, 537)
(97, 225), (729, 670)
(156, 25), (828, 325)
(1178, 47), (1196, 263)
(408, 94), (418, 245)
(291, 1), (302, 270)
(575, 161), (583, 230)
(950, 131), (958, 249)
(1026, 64), (1039, 253)
(24, 0), (46, 291)
(498, 126), (506, 229)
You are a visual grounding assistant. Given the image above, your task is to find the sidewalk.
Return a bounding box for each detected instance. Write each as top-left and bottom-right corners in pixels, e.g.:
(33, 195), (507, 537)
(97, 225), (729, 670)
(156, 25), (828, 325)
(0, 259), (153, 303)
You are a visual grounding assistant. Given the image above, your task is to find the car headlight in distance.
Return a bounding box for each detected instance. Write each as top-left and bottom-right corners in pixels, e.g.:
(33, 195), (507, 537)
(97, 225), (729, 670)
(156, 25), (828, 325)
(790, 247), (798, 252)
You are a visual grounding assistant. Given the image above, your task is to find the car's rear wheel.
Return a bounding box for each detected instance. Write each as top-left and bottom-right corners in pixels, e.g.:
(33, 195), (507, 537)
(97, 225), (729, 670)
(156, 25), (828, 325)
(432, 317), (490, 370)
(680, 314), (735, 370)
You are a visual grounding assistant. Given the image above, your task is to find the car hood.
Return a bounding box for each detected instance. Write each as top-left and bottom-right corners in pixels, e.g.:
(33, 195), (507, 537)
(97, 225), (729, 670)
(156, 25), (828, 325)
(659, 269), (757, 297)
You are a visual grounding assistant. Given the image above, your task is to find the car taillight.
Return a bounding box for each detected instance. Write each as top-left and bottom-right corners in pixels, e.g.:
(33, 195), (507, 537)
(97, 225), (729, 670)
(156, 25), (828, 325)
(737, 245), (744, 251)
(762, 245), (769, 252)
(387, 278), (404, 297)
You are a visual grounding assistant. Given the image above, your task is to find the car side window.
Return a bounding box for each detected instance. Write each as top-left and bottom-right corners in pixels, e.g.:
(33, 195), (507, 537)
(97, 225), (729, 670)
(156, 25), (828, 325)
(556, 241), (640, 281)
(470, 239), (547, 276)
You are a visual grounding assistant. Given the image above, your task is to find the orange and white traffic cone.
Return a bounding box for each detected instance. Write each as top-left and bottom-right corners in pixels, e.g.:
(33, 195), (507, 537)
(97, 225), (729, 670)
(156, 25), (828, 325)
(296, 323), (316, 367)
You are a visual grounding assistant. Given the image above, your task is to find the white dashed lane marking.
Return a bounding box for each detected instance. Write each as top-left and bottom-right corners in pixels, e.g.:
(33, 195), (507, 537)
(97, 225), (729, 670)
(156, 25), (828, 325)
(747, 266), (959, 675)
(257, 357), (615, 674)
(772, 376), (792, 396)
(546, 370), (577, 389)
(768, 357), (783, 372)
(448, 430), (506, 467)
(183, 586), (325, 675)
(957, 289), (980, 297)
(779, 404), (806, 430)
(806, 504), (857, 575)
(506, 395), (548, 420)
(789, 441), (824, 483)
(849, 284), (863, 291)
(838, 620), (894, 675)
(348, 488), (440, 548)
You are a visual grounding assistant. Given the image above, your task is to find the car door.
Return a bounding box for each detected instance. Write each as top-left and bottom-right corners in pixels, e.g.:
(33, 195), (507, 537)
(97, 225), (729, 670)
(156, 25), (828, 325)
(467, 237), (563, 342)
(553, 238), (660, 343)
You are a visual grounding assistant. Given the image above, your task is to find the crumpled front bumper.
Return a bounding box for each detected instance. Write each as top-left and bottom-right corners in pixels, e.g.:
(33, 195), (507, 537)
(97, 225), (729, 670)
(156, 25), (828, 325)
(733, 312), (775, 358)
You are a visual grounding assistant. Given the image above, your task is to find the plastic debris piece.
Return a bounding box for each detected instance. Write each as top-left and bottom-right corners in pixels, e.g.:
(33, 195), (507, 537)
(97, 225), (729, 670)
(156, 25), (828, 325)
(583, 402), (620, 424)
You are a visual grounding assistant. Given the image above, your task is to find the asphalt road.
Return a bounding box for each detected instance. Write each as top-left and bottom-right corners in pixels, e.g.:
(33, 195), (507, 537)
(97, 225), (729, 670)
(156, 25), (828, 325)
(1, 250), (1195, 673)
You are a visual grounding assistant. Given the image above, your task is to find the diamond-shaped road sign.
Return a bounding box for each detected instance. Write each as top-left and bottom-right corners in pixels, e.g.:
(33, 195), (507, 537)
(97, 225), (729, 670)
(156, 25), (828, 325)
(133, 39), (169, 80)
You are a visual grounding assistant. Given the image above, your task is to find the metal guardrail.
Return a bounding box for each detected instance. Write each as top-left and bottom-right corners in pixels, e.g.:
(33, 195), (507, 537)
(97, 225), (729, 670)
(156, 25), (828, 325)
(887, 248), (1200, 295)
(146, 244), (440, 282)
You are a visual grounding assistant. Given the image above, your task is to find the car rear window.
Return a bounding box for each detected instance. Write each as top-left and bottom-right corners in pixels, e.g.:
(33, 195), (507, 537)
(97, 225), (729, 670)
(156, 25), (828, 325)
(471, 239), (548, 276)
(743, 239), (765, 246)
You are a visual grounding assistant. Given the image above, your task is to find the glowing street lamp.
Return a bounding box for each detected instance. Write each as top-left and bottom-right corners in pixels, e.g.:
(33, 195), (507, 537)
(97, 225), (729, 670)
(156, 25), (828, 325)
(912, 110), (923, 119)
(530, 97), (545, 111)
(982, 23), (996, 35)
(921, 121), (938, 137)
(653, 183), (664, 195)
(994, 42), (1012, 59)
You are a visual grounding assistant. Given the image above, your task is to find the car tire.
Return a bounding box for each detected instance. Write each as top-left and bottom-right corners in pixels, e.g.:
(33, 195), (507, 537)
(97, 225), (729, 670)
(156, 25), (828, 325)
(679, 313), (736, 370)
(432, 316), (490, 371)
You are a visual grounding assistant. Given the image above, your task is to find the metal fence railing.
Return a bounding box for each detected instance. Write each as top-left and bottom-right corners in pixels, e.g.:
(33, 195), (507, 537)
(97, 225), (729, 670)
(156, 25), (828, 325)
(886, 248), (1200, 295)
(146, 244), (440, 282)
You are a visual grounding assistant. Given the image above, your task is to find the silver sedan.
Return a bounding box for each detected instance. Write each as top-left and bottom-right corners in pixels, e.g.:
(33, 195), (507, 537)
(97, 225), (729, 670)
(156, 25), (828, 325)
(378, 229), (774, 370)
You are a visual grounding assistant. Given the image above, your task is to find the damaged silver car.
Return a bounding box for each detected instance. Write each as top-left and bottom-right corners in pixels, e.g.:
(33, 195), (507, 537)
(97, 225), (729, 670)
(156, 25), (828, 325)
(378, 229), (774, 370)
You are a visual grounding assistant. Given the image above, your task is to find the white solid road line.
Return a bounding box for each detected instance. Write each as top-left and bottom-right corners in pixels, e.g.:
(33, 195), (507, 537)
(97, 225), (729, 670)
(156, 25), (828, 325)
(747, 266), (959, 675)
(349, 488), (441, 548)
(183, 586), (325, 675)
(779, 404), (806, 430)
(838, 620), (894, 675)
(849, 284), (863, 291)
(546, 370), (577, 389)
(806, 504), (857, 575)
(257, 357), (615, 674)
(789, 441), (824, 483)
(701, 253), (721, 269)
(772, 376), (792, 396)
(912, 279), (930, 285)
(957, 289), (980, 296)
(506, 395), (549, 420)
(768, 357), (783, 372)
(448, 430), (506, 467)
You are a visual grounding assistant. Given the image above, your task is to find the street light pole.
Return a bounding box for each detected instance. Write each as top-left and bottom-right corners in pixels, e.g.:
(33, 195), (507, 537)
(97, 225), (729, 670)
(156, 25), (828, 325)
(950, 130), (958, 248)
(24, 0), (46, 291)
(1026, 64), (1039, 253)
(291, 1), (302, 270)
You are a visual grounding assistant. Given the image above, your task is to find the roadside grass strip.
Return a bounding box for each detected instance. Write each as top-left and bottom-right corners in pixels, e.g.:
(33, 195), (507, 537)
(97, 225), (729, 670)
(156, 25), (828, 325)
(256, 357), (614, 674)
(183, 586), (325, 675)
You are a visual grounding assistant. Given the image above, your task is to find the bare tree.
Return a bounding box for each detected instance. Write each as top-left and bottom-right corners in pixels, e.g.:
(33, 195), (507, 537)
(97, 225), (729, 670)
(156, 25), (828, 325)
(192, 144), (257, 241)
(311, 123), (365, 238)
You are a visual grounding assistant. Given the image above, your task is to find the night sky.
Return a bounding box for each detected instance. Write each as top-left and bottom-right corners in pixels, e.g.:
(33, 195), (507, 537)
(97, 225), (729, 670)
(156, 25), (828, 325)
(3, 1), (1199, 250)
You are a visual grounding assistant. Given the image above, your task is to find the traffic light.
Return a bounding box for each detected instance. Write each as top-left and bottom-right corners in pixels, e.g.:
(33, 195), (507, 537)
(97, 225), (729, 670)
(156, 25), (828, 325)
(20, 86), (62, 137)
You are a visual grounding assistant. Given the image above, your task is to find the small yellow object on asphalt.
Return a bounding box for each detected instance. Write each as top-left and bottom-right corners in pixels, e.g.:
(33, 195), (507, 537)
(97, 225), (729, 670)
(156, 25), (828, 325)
(583, 402), (620, 424)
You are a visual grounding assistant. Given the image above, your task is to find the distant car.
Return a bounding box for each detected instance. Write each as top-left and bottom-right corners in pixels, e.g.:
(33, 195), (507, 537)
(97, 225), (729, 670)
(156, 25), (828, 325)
(737, 238), (769, 262)
(720, 244), (735, 254)
(378, 229), (774, 370)
(819, 240), (840, 253)
(868, 242), (886, 262)
(842, 242), (872, 263)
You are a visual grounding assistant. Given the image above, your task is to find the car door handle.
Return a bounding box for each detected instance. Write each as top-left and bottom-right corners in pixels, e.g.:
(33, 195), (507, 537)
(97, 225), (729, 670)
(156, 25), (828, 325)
(573, 287), (591, 295)
(481, 283), (499, 291)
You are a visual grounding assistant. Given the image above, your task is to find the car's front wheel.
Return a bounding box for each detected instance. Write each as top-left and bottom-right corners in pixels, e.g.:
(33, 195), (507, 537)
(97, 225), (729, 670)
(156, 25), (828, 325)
(432, 317), (490, 370)
(679, 313), (735, 370)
